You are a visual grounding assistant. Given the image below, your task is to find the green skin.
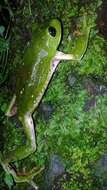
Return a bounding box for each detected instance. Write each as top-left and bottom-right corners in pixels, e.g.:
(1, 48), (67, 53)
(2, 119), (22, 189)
(0, 17), (92, 187)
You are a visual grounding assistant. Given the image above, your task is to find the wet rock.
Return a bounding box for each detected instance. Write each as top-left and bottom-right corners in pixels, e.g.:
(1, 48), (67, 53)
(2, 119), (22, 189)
(83, 97), (96, 112)
(67, 73), (77, 88)
(102, 187), (107, 190)
(38, 102), (54, 121)
(26, 184), (35, 190)
(95, 154), (107, 176)
(82, 77), (107, 111)
(45, 154), (65, 190)
(97, 85), (107, 95)
(95, 154), (107, 188)
(97, 0), (107, 38)
(81, 0), (91, 5)
(82, 78), (107, 96)
(82, 78), (97, 96)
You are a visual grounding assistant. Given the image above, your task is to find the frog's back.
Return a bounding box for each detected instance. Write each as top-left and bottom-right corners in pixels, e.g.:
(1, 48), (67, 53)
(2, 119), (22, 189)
(15, 19), (61, 114)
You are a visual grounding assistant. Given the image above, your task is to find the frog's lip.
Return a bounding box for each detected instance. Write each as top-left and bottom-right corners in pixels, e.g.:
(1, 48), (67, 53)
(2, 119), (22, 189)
(6, 95), (17, 117)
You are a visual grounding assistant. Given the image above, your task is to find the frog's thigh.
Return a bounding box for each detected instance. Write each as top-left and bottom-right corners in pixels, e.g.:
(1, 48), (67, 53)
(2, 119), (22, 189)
(19, 112), (36, 150)
(2, 111), (36, 164)
(17, 111), (36, 158)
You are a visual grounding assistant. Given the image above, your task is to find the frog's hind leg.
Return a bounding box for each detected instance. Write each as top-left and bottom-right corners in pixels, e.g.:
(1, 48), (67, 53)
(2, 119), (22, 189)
(0, 154), (44, 187)
(2, 112), (36, 163)
(6, 95), (17, 117)
(0, 112), (41, 182)
(0, 159), (43, 190)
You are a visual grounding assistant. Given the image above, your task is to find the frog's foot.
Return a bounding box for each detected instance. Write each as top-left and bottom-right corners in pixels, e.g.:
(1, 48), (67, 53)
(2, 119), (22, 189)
(0, 152), (9, 174)
(8, 165), (44, 190)
(1, 161), (44, 183)
(0, 155), (15, 176)
(0, 160), (44, 189)
(13, 166), (45, 183)
(0, 161), (11, 175)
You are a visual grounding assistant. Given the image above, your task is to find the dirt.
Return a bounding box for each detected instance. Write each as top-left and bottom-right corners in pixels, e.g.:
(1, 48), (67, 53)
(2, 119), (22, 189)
(97, 0), (107, 38)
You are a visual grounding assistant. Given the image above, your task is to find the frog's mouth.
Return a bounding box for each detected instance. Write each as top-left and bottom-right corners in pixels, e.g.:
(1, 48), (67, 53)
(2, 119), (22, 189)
(6, 95), (17, 117)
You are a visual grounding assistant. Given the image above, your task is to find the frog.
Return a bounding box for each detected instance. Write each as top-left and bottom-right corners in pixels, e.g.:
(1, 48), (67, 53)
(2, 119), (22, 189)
(0, 15), (92, 188)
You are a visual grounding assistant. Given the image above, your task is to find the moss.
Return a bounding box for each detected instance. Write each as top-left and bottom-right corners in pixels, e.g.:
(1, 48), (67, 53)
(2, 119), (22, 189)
(1, 0), (107, 189)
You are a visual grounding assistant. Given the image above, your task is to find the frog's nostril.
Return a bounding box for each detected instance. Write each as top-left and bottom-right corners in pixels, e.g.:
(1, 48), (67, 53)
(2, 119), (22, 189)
(48, 26), (56, 37)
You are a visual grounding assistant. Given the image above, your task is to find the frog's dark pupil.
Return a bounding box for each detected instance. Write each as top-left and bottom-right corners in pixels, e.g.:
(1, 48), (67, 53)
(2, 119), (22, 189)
(48, 26), (56, 37)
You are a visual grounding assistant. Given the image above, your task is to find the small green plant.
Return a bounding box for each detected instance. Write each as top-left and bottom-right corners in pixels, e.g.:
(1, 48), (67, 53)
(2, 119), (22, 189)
(0, 0), (107, 189)
(4, 174), (14, 190)
(0, 25), (10, 86)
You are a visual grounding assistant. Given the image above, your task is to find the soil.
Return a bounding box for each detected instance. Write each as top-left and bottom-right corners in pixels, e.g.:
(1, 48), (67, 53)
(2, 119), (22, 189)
(97, 0), (107, 38)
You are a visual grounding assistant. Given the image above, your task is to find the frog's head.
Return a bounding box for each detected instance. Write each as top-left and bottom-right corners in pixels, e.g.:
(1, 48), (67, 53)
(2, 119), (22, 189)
(41, 19), (61, 53)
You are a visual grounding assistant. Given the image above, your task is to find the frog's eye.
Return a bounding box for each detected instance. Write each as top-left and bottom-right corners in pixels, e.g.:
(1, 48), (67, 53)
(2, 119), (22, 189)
(48, 26), (56, 37)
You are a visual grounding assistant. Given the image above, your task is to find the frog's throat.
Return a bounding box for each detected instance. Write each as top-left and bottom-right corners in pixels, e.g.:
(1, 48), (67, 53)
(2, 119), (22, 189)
(6, 95), (17, 117)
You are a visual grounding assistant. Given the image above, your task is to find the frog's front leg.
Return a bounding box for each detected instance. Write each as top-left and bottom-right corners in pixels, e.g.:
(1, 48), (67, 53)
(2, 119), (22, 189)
(55, 15), (92, 62)
(0, 112), (41, 182)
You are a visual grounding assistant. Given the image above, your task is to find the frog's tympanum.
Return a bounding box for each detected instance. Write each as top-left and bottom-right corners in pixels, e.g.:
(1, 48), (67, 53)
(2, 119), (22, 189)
(0, 16), (92, 188)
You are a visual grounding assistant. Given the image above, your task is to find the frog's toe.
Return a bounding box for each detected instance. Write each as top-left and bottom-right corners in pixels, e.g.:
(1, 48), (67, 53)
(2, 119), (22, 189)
(1, 163), (21, 183)
(0, 161), (11, 174)
(11, 165), (44, 183)
(0, 151), (3, 161)
(0, 153), (8, 172)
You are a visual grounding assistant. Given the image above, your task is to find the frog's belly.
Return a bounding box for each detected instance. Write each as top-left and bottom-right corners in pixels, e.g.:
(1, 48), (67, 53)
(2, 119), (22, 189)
(16, 72), (52, 114)
(16, 83), (45, 115)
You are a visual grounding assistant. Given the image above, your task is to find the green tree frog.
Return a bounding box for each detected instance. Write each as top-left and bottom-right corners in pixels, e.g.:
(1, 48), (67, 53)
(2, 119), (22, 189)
(0, 16), (92, 187)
